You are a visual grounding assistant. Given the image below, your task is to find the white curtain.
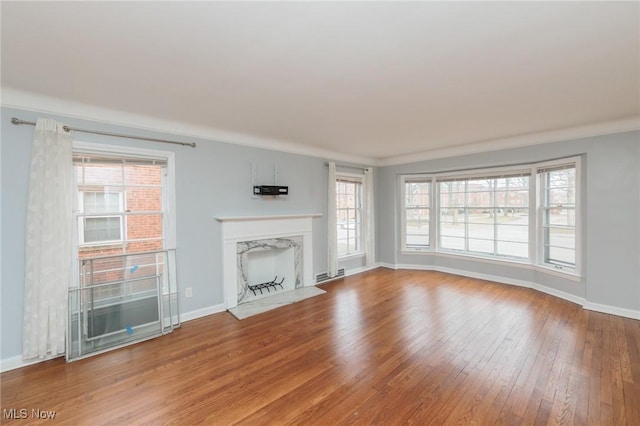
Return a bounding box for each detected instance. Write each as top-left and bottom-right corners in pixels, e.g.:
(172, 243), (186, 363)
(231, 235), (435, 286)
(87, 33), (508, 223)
(363, 167), (376, 267)
(327, 162), (338, 277)
(23, 118), (74, 360)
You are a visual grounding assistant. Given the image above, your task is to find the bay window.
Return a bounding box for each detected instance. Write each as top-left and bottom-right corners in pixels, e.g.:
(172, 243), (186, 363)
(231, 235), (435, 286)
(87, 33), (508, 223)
(399, 156), (581, 276)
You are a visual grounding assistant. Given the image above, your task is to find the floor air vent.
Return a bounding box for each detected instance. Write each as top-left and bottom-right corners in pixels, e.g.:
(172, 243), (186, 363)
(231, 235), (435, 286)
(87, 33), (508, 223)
(316, 268), (345, 283)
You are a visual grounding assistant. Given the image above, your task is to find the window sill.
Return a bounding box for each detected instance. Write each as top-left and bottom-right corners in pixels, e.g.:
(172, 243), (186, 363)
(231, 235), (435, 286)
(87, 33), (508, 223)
(536, 264), (582, 281)
(338, 252), (365, 261)
(79, 242), (124, 250)
(401, 248), (432, 255)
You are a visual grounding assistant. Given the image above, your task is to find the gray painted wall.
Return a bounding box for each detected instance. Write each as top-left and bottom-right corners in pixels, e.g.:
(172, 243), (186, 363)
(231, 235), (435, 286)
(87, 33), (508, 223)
(2, 105), (638, 363)
(378, 130), (640, 313)
(1, 106), (358, 360)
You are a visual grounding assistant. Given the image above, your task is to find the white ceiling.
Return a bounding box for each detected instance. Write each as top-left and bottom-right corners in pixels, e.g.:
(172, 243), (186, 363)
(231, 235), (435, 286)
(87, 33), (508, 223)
(2, 1), (639, 165)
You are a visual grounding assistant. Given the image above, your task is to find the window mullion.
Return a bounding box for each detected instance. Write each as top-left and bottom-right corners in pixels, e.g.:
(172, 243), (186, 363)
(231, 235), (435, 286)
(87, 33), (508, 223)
(464, 181), (469, 252)
(346, 206), (351, 252)
(492, 179), (500, 256)
(529, 167), (537, 262)
(432, 178), (438, 250)
(120, 163), (127, 255)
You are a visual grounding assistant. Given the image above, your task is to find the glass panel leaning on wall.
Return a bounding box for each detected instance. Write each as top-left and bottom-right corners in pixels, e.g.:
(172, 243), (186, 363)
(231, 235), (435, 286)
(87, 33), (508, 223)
(67, 250), (179, 361)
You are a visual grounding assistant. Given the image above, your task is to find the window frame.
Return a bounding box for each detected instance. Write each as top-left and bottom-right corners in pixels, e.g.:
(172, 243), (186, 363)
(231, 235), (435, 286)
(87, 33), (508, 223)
(436, 170), (531, 261)
(336, 172), (364, 258)
(77, 190), (125, 245)
(400, 175), (433, 252)
(72, 142), (176, 276)
(535, 157), (582, 275)
(397, 156), (582, 279)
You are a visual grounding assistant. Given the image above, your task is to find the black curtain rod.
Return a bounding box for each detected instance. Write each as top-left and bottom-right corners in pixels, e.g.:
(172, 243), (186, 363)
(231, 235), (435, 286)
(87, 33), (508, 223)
(11, 117), (196, 148)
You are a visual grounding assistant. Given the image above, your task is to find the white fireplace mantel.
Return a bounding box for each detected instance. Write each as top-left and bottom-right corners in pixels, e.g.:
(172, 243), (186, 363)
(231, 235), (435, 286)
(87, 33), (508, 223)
(217, 214), (321, 309)
(216, 213), (322, 222)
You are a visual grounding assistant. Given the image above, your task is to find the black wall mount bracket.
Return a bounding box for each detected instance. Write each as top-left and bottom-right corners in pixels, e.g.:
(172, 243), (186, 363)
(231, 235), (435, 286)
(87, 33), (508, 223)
(253, 185), (289, 196)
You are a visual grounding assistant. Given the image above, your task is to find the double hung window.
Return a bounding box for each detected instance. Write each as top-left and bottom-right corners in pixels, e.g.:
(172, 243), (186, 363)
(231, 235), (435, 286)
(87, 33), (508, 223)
(538, 164), (577, 269)
(402, 177), (431, 249)
(69, 144), (179, 359)
(74, 152), (169, 259)
(438, 173), (530, 259)
(72, 145), (176, 300)
(336, 175), (363, 257)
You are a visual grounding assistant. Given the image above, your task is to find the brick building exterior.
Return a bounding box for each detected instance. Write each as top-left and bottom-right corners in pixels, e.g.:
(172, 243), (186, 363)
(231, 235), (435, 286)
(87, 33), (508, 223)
(76, 161), (165, 292)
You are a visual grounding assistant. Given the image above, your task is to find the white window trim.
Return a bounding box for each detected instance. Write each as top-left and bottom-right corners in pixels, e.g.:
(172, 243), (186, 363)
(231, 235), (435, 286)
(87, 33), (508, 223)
(397, 156), (583, 280)
(336, 171), (364, 258)
(436, 171), (531, 261)
(73, 141), (176, 249)
(338, 252), (366, 261)
(535, 156), (582, 276)
(72, 142), (177, 289)
(433, 164), (534, 181)
(400, 174), (434, 252)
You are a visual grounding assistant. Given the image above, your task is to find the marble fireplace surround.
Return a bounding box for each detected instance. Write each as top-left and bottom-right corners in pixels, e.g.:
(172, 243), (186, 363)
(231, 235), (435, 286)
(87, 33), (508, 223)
(216, 214), (321, 309)
(237, 237), (302, 304)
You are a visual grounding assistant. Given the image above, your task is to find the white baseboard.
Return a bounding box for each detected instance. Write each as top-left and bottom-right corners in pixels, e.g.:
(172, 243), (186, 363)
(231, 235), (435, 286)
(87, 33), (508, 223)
(583, 301), (640, 320)
(395, 263), (433, 271)
(530, 282), (585, 306)
(344, 264), (379, 277)
(180, 303), (226, 323)
(431, 264), (585, 306)
(1, 353), (64, 373)
(1, 303), (229, 373)
(386, 262), (639, 320)
(377, 262), (398, 270)
(434, 265), (538, 288)
(3, 270), (636, 372)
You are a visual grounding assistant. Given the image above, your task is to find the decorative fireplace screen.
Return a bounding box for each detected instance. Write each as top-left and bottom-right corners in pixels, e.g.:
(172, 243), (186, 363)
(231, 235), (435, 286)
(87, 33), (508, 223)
(67, 250), (180, 361)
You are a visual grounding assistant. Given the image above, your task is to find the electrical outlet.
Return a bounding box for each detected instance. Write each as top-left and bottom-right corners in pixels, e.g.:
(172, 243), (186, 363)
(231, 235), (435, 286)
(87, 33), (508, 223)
(185, 287), (193, 298)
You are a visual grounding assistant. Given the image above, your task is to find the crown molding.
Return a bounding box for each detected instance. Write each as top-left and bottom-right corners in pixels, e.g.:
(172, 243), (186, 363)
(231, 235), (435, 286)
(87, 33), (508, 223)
(377, 116), (640, 166)
(4, 88), (637, 168)
(1, 88), (375, 166)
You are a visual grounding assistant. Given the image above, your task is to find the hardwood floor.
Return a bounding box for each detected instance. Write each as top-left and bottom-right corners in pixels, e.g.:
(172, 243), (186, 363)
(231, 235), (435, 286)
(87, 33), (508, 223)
(2, 269), (640, 425)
